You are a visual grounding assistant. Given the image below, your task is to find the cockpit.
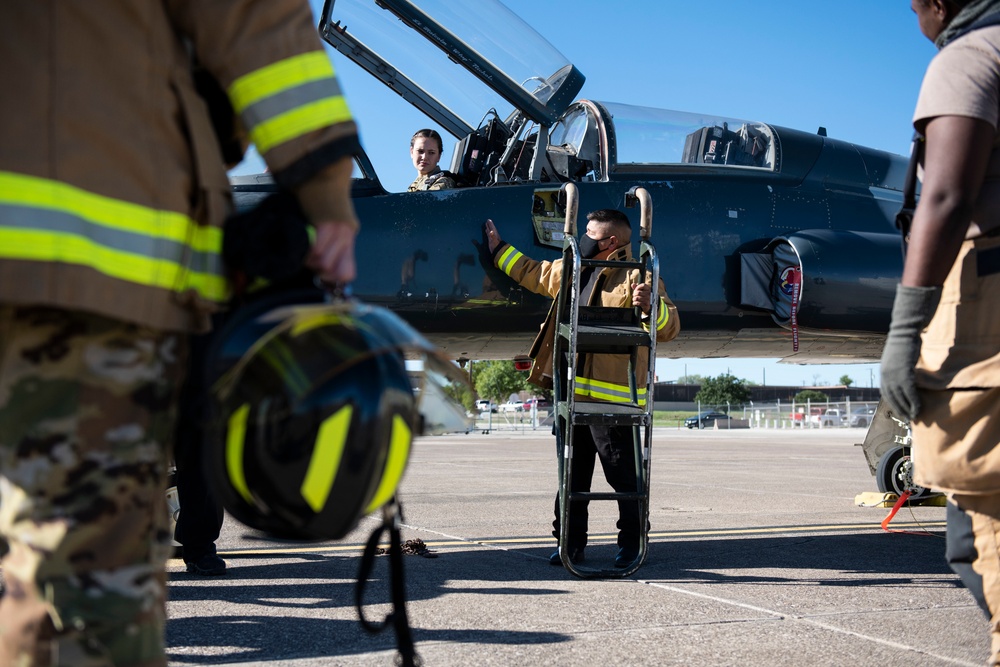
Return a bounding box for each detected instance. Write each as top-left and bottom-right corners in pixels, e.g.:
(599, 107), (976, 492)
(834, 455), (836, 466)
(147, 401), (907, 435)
(320, 0), (779, 189)
(542, 101), (777, 182)
(681, 122), (774, 168)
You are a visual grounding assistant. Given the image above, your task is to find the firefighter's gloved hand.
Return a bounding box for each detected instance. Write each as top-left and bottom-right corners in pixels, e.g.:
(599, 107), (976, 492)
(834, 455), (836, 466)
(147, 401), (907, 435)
(880, 284), (942, 422)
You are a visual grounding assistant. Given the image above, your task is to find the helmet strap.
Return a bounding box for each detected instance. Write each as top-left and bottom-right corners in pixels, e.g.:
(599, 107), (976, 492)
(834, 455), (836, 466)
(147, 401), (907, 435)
(355, 499), (421, 667)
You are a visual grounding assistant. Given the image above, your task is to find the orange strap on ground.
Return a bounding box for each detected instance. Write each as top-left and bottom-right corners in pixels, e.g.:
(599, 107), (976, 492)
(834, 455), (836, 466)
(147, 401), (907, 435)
(881, 490), (912, 531)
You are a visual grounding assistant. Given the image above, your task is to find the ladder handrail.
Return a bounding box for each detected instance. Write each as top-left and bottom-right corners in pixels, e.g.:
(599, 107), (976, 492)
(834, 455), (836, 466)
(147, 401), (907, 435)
(552, 184), (661, 578)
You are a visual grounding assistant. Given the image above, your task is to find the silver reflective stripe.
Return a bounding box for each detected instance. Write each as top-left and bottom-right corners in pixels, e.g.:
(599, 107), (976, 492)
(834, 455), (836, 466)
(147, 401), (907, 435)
(498, 246), (523, 274)
(0, 203), (223, 277)
(240, 78), (343, 137)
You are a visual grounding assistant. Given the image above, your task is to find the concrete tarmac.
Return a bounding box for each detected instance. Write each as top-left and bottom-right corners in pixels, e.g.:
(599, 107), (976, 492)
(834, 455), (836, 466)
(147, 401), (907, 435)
(166, 427), (988, 666)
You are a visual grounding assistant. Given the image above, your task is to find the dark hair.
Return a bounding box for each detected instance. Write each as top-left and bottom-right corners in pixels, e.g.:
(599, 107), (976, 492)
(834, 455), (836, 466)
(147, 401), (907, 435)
(587, 208), (631, 230)
(410, 128), (443, 153)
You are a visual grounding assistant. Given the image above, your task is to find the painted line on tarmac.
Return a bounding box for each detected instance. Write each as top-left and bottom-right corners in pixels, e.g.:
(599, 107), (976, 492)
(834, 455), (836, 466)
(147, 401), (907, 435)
(641, 581), (979, 667)
(207, 520), (945, 558)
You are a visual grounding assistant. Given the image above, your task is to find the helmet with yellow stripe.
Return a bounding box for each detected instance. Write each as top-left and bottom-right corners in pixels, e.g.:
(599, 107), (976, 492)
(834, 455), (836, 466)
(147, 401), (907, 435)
(205, 292), (468, 540)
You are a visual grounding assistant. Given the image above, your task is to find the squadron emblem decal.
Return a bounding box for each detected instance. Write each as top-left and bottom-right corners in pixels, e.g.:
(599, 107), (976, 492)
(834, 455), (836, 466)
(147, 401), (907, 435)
(779, 266), (797, 296)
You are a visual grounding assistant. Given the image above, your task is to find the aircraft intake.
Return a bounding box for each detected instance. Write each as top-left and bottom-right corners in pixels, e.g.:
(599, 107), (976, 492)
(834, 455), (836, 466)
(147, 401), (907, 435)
(740, 230), (903, 335)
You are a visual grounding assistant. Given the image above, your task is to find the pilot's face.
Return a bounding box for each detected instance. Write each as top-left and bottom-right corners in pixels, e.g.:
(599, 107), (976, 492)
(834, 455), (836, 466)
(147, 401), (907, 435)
(911, 0), (949, 42)
(410, 136), (442, 175)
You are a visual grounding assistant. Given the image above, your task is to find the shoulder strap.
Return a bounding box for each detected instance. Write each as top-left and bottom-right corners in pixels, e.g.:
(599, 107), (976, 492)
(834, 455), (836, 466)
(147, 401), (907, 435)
(355, 500), (421, 667)
(897, 11), (1000, 256)
(895, 132), (924, 258)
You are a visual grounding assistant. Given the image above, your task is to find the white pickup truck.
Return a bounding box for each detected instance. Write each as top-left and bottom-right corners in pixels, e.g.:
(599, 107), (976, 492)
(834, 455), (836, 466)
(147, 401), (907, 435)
(809, 408), (846, 428)
(498, 400), (524, 413)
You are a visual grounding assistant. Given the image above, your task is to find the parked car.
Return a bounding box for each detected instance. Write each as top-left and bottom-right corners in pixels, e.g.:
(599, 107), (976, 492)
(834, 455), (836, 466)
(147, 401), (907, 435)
(685, 411), (729, 429)
(522, 397), (553, 411)
(810, 408), (846, 428)
(499, 400), (524, 413)
(791, 407), (844, 427)
(474, 400), (496, 413)
(850, 406), (876, 428)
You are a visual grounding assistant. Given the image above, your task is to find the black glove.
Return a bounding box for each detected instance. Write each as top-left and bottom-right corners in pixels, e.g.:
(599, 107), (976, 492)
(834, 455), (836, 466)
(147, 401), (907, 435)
(880, 284), (942, 422)
(222, 191), (313, 296)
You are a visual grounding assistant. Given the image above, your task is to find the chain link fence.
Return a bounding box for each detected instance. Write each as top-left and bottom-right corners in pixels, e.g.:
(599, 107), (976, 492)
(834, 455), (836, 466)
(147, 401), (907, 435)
(710, 399), (879, 429)
(463, 399), (881, 433)
(469, 405), (555, 433)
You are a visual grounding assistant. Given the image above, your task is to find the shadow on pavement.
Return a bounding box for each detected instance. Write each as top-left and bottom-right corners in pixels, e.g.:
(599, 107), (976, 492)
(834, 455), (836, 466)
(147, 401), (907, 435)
(635, 529), (956, 587)
(167, 529), (958, 663)
(167, 552), (573, 664)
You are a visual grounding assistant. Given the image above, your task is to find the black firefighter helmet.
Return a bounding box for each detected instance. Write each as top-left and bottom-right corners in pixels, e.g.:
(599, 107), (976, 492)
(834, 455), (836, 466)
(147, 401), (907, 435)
(205, 291), (468, 541)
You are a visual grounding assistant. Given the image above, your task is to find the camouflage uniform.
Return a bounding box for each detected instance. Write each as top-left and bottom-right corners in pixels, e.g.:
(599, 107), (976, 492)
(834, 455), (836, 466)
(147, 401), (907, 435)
(1, 2), (361, 664)
(407, 169), (456, 192)
(0, 306), (185, 666)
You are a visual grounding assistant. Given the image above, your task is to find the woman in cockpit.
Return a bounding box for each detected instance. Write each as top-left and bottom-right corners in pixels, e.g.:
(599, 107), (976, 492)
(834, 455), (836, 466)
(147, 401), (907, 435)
(407, 128), (456, 191)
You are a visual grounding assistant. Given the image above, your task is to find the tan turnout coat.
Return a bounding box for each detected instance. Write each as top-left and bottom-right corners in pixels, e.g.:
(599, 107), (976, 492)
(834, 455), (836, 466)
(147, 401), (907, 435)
(493, 242), (680, 405)
(0, 1), (359, 332)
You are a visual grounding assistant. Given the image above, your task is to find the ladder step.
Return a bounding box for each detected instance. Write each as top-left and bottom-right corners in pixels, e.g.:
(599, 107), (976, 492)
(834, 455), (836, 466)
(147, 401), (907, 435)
(557, 307), (651, 351)
(580, 258), (644, 270)
(576, 306), (636, 326)
(569, 491), (645, 502)
(558, 401), (649, 426)
(563, 323), (651, 351)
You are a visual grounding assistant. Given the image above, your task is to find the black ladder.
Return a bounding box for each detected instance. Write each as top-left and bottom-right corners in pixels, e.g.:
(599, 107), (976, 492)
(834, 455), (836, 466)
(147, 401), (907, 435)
(552, 183), (660, 578)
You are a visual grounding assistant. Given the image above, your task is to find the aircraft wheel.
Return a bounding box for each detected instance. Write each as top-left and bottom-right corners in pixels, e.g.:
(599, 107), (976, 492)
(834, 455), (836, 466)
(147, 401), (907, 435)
(875, 446), (930, 500)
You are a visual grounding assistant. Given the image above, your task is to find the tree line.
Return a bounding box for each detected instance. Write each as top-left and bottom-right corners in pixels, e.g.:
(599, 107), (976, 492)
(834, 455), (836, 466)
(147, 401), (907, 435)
(446, 362), (852, 411)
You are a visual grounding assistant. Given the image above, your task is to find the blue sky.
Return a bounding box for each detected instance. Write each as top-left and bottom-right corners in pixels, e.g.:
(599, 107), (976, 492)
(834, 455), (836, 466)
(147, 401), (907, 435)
(236, 1), (938, 387)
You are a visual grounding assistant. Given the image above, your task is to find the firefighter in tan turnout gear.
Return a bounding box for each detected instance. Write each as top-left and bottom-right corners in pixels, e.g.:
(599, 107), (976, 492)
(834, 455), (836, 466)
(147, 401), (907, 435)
(485, 210), (679, 568)
(0, 2), (361, 664)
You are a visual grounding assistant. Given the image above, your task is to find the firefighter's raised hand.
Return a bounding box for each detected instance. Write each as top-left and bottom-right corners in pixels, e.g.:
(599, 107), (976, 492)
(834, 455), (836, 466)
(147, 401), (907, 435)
(484, 219), (502, 253)
(632, 282), (652, 315)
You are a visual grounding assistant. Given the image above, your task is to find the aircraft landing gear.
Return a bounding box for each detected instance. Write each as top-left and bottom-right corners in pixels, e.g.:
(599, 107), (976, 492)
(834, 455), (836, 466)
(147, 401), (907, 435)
(875, 446), (930, 500)
(859, 400), (940, 501)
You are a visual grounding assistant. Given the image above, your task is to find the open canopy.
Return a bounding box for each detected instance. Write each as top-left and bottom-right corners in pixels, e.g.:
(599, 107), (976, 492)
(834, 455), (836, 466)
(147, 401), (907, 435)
(320, 0), (779, 187)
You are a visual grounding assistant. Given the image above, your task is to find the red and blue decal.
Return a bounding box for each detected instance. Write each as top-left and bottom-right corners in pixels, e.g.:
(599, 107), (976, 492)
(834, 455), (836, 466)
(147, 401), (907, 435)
(779, 266), (798, 296)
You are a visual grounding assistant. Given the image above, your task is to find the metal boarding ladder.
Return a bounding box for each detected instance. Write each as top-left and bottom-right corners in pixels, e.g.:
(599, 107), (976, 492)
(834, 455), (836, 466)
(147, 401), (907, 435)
(552, 183), (661, 578)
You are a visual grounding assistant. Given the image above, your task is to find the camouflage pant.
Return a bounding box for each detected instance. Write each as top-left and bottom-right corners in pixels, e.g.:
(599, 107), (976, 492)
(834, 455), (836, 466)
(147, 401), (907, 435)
(0, 306), (186, 667)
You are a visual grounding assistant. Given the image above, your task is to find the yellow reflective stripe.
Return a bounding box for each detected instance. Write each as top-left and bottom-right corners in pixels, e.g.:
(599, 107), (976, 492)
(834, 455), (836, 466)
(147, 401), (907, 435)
(251, 97), (352, 155)
(0, 172), (221, 250)
(0, 171), (226, 300)
(575, 377), (647, 405)
(301, 405), (353, 513)
(0, 228), (227, 301)
(656, 298), (669, 329)
(580, 376), (646, 395)
(226, 404), (254, 505)
(497, 245), (523, 275)
(364, 414), (412, 514)
(229, 52), (334, 112)
(642, 299), (670, 332)
(228, 52), (353, 154)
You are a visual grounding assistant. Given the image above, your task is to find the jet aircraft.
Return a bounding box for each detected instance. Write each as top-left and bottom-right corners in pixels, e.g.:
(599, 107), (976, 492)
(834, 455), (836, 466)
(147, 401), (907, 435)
(232, 0), (909, 366)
